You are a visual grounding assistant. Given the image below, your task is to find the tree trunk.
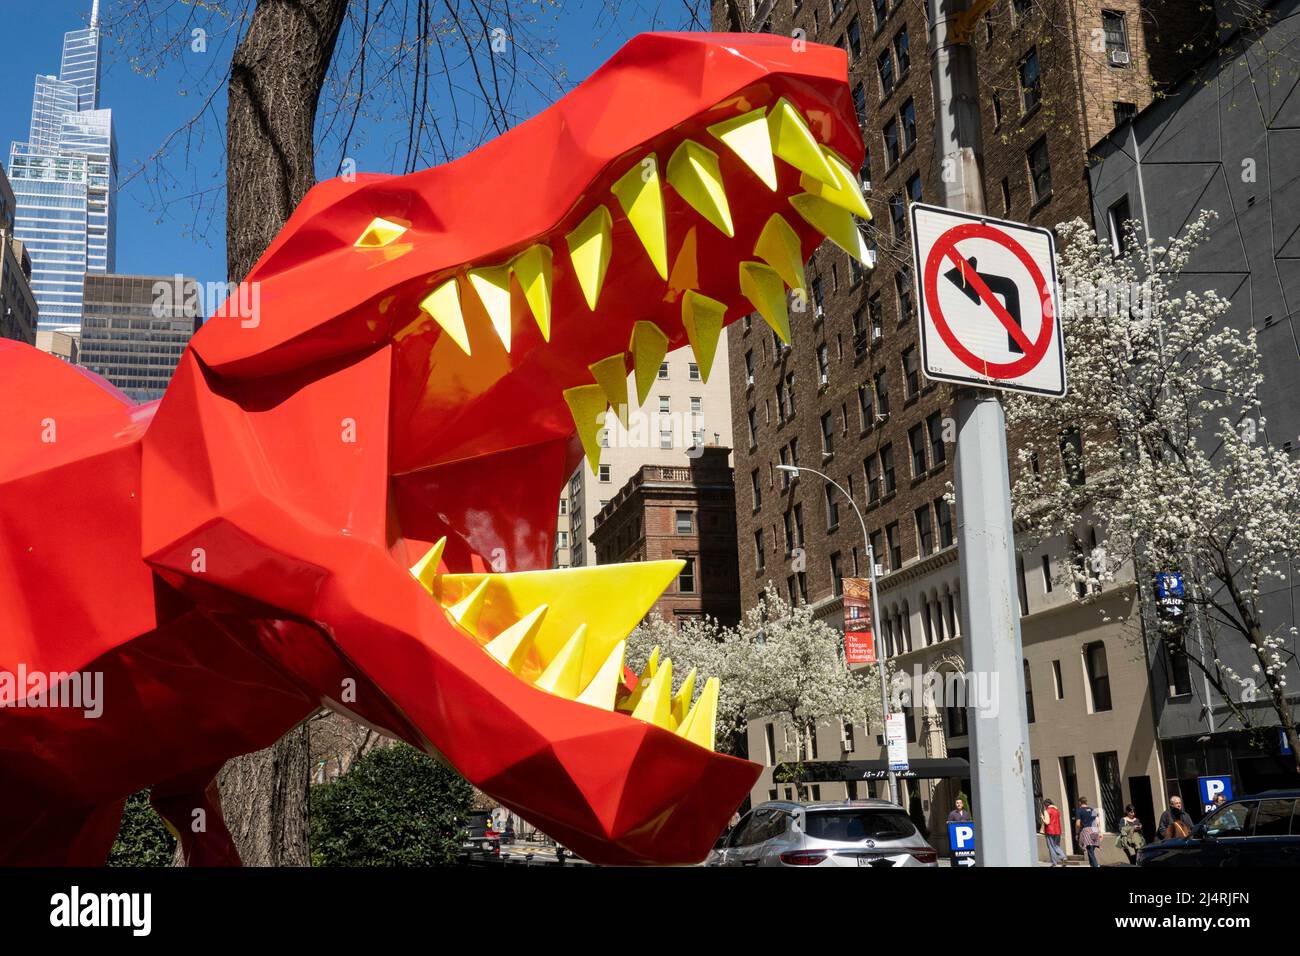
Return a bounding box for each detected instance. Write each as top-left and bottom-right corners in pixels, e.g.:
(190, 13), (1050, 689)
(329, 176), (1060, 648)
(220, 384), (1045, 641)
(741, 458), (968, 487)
(214, 0), (348, 867)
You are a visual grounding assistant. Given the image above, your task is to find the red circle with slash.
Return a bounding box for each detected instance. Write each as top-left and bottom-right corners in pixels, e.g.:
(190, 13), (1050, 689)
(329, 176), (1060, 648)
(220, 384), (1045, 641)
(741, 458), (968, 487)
(922, 222), (1055, 380)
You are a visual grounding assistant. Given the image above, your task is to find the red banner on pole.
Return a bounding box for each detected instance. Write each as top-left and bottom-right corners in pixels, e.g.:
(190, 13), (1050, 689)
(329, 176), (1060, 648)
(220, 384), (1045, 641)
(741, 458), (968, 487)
(842, 577), (876, 665)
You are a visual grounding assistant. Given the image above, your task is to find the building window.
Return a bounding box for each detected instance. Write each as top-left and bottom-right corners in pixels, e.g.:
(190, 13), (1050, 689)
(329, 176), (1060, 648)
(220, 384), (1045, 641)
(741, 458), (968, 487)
(893, 25), (910, 74)
(817, 342), (830, 383)
(847, 17), (862, 60)
(690, 396), (702, 414)
(658, 361), (669, 379)
(793, 503), (805, 549)
(1017, 554), (1029, 615)
(853, 83), (868, 126)
(902, 345), (920, 397)
(895, 267), (914, 323)
(659, 395), (670, 413)
(688, 362), (701, 381)
(883, 118), (900, 168)
(869, 530), (884, 570)
(678, 557), (696, 592)
(598, 463), (611, 482)
(1000, 176), (1011, 214)
(831, 552), (844, 596)
(1113, 101), (1136, 126)
(935, 496), (953, 547)
(866, 455), (882, 503)
(751, 469), (761, 510)
(676, 510), (693, 534)
(900, 98), (917, 152)
(1051, 659), (1064, 700)
(906, 172), (922, 208)
(874, 370), (890, 415)
(1041, 553), (1053, 593)
(886, 521), (902, 570)
(1168, 642), (1193, 697)
(915, 505), (934, 556)
(825, 483), (840, 530)
(908, 423), (927, 476)
(1095, 751), (1123, 832)
(1059, 426), (1085, 485)
(1102, 10), (1129, 58)
(821, 411), (834, 455)
(926, 411), (945, 465)
(1027, 135), (1051, 203)
(557, 531), (569, 547)
(1084, 641), (1112, 712)
(992, 89), (1003, 127)
(558, 498), (568, 515)
(881, 443), (896, 494)
(1019, 48), (1041, 112)
(1024, 659), (1036, 723)
(659, 430), (673, 449)
(747, 408), (758, 447)
(872, 0), (887, 29)
(877, 48), (895, 97)
(755, 529), (766, 571)
(858, 384), (874, 429)
(1108, 195), (1131, 256)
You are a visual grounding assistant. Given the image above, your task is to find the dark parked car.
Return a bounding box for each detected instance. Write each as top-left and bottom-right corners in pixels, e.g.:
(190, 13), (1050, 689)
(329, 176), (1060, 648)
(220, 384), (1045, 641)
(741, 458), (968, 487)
(1138, 790), (1300, 866)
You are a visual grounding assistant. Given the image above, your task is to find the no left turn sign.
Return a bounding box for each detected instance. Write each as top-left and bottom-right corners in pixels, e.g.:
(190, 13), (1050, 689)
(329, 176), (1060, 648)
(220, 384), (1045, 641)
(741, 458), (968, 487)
(910, 202), (1066, 397)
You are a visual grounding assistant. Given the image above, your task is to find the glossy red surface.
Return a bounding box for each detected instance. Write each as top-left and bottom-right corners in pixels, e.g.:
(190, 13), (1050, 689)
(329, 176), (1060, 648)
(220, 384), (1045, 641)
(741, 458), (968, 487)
(0, 32), (861, 866)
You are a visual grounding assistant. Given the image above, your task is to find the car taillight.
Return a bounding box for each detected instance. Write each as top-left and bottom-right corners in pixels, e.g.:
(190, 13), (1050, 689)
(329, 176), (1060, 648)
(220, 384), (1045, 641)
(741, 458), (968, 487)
(779, 850), (828, 866)
(907, 849), (938, 864)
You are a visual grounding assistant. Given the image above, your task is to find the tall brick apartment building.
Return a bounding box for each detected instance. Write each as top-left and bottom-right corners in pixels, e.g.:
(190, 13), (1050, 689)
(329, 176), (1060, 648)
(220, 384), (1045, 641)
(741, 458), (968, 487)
(713, 0), (1206, 854)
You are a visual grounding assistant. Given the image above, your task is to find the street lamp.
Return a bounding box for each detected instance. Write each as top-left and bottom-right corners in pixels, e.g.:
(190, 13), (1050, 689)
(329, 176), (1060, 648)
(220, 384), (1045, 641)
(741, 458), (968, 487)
(776, 464), (898, 805)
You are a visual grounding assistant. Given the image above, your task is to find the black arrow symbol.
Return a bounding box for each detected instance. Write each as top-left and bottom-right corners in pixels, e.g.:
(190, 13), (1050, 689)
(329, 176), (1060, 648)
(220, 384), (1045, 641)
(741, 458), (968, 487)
(944, 256), (1024, 354)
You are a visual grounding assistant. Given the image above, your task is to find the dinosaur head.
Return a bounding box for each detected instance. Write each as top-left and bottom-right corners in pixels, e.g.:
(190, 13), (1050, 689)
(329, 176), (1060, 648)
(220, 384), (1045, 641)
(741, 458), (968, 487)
(184, 32), (870, 864)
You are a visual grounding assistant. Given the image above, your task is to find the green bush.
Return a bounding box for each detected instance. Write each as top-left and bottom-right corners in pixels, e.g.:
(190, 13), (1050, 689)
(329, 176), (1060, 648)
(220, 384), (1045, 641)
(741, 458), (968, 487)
(107, 790), (176, 867)
(310, 744), (475, 866)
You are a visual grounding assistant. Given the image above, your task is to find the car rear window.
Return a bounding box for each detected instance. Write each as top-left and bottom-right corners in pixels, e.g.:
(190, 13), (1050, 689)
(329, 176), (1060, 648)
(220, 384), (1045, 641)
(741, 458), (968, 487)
(804, 809), (917, 842)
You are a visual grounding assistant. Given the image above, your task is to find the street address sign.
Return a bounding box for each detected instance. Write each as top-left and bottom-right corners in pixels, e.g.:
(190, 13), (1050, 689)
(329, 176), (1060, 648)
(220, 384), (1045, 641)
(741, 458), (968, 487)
(910, 202), (1066, 397)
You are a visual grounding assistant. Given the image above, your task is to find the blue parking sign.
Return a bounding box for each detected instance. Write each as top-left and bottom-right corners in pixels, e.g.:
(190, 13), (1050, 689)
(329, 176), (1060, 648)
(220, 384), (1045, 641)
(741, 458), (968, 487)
(948, 821), (976, 864)
(1198, 775), (1232, 811)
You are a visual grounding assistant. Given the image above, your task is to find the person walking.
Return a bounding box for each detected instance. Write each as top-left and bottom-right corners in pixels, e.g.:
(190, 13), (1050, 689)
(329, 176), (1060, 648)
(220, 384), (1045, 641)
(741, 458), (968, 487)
(1075, 797), (1102, 868)
(1041, 798), (1066, 867)
(947, 798), (971, 823)
(1157, 794), (1194, 840)
(1116, 804), (1146, 865)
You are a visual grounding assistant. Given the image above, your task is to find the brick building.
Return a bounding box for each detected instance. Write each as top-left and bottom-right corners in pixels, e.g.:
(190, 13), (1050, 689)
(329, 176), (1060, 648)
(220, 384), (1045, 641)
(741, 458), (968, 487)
(590, 445), (742, 626)
(714, 0), (1203, 857)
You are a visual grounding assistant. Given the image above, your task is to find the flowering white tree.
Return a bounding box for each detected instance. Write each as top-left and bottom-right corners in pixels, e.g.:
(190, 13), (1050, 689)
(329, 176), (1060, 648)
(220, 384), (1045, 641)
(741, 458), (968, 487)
(1004, 212), (1300, 768)
(627, 588), (877, 794)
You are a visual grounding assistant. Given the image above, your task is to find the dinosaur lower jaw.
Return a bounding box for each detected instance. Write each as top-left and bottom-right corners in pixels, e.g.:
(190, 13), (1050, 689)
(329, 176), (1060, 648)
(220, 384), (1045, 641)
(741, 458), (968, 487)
(408, 541), (716, 748)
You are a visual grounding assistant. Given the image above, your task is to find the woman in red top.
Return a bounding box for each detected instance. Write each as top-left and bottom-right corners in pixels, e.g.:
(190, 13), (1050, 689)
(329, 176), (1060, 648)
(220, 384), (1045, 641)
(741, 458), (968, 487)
(1042, 799), (1066, 866)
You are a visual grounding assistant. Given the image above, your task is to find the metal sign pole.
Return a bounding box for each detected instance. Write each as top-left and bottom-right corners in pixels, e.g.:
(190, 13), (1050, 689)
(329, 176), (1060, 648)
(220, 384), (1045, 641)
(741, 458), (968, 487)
(930, 0), (1037, 866)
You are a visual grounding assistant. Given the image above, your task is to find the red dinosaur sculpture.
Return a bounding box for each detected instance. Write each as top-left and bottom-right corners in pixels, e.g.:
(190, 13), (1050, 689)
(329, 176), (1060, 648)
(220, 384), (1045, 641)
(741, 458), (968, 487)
(0, 32), (869, 866)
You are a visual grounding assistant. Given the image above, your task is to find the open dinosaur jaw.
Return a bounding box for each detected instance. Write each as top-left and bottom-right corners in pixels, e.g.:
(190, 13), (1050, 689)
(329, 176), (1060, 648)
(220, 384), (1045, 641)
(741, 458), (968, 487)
(408, 540), (716, 749)
(383, 78), (873, 475)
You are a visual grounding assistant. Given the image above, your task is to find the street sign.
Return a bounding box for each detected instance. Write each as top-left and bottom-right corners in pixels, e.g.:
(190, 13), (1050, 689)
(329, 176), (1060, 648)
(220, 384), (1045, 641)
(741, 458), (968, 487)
(1198, 775), (1233, 812)
(910, 202), (1065, 396)
(885, 712), (909, 774)
(1154, 572), (1187, 622)
(842, 577), (876, 665)
(948, 821), (976, 866)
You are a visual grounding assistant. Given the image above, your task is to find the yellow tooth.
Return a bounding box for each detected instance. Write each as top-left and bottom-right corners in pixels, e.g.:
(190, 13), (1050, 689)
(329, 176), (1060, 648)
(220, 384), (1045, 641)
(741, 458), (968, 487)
(485, 605), (548, 673)
(617, 645), (661, 714)
(707, 107), (778, 191)
(419, 279), (471, 356)
(789, 193), (876, 268)
(611, 155), (668, 280)
(666, 140), (734, 238)
(589, 354), (631, 428)
(629, 320), (670, 406)
(754, 213), (807, 292)
(467, 265), (513, 351)
(631, 657), (674, 730)
(409, 536), (447, 592)
(512, 245), (553, 341)
(681, 291), (726, 385)
(446, 578), (490, 633)
(799, 147), (872, 220)
(575, 639), (625, 710)
(563, 384), (608, 475)
(534, 624), (587, 699)
(767, 97), (837, 187)
(740, 261), (791, 343)
(676, 676), (719, 751)
(437, 566), (681, 690)
(671, 667), (697, 727)
(355, 216), (409, 247)
(565, 206), (613, 311)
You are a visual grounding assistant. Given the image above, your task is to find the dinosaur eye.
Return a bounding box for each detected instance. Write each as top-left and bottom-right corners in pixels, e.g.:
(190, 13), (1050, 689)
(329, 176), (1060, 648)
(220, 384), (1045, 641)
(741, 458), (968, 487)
(354, 217), (409, 248)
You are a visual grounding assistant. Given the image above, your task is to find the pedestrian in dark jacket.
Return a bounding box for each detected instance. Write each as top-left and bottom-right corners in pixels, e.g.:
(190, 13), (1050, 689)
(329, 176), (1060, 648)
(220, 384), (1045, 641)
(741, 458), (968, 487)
(1075, 797), (1102, 868)
(1157, 795), (1194, 840)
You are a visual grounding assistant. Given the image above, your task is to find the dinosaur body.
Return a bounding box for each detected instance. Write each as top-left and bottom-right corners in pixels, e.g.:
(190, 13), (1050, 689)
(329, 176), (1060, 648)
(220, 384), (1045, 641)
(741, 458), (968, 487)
(0, 32), (869, 865)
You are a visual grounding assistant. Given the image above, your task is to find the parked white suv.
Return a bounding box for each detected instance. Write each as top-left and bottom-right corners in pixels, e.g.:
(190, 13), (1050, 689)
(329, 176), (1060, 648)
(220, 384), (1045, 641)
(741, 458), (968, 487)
(707, 800), (938, 867)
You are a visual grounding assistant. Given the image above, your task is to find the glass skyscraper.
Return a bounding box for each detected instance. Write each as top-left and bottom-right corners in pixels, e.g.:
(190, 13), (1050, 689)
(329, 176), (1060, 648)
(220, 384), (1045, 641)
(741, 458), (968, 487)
(8, 2), (116, 331)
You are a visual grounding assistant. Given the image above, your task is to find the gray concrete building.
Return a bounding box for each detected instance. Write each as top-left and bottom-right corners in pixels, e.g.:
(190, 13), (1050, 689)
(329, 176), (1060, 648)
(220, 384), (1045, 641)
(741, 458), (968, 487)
(1088, 0), (1300, 801)
(78, 273), (201, 401)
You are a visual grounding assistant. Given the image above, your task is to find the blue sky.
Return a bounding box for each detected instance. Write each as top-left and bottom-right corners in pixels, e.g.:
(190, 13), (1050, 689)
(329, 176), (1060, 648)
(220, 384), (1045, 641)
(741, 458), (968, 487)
(0, 0), (690, 289)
